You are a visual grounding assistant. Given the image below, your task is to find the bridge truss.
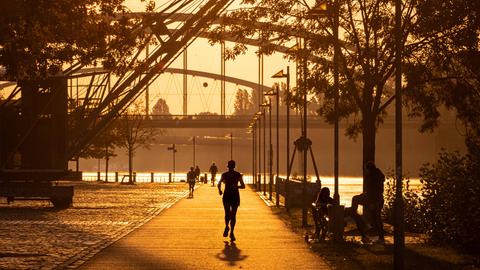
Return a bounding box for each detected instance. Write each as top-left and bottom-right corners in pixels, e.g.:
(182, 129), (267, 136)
(0, 0), (235, 172)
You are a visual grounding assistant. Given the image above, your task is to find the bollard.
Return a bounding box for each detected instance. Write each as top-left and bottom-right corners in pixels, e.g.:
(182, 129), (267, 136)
(328, 204), (345, 242)
(151, 172), (154, 183)
(115, 172), (119, 182)
(257, 174), (261, 190)
(97, 171), (101, 181)
(275, 176), (280, 206)
(169, 173), (172, 183)
(285, 178), (290, 209)
(204, 173), (208, 184)
(133, 172), (137, 182)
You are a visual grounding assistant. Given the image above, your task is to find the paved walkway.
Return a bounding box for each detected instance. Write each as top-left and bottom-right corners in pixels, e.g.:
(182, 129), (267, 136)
(79, 184), (331, 269)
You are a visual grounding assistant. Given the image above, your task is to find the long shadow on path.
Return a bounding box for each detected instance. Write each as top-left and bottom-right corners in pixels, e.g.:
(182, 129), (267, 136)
(215, 241), (248, 266)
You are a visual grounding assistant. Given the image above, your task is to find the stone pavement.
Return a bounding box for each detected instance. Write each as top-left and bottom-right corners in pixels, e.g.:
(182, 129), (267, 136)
(79, 184), (332, 269)
(0, 182), (189, 270)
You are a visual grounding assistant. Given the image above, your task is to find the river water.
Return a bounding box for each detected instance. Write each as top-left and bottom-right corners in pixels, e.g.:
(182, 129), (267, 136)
(82, 172), (421, 207)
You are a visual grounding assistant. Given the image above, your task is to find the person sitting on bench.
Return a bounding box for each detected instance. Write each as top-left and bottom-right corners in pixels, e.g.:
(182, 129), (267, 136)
(311, 187), (334, 240)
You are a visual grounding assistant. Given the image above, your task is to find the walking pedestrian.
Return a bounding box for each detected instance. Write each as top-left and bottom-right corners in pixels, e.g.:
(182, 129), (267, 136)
(187, 167), (196, 198)
(194, 165), (201, 182)
(218, 160), (245, 241)
(209, 162), (218, 186)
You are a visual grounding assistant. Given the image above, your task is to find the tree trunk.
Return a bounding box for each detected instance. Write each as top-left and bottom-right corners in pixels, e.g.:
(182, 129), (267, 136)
(362, 112), (376, 191)
(128, 148), (133, 184)
(105, 145), (109, 182)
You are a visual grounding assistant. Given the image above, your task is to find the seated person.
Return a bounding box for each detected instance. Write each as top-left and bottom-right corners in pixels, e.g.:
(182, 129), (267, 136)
(311, 187), (334, 240)
(348, 161), (385, 244)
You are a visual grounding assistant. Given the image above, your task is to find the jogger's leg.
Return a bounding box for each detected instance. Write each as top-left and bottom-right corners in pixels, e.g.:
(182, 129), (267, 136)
(229, 206), (238, 240)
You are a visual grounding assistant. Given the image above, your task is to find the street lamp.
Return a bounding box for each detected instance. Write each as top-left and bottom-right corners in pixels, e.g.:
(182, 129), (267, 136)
(252, 119), (258, 184)
(230, 133), (233, 160)
(308, 0), (345, 240)
(265, 87), (280, 205)
(247, 124), (254, 185)
(193, 136), (196, 167)
(394, 0), (405, 266)
(260, 101), (272, 200)
(167, 144), (177, 182)
(250, 116), (258, 187)
(272, 67), (290, 183)
(256, 111), (263, 191)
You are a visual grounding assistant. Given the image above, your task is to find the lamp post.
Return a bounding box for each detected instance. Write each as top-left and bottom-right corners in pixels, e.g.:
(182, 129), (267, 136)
(265, 86), (280, 206)
(230, 132), (233, 160)
(262, 108), (266, 195)
(247, 124), (254, 184)
(252, 116), (259, 188)
(260, 101), (272, 200)
(271, 67), (290, 182)
(256, 111), (263, 191)
(193, 136), (196, 167)
(308, 0), (345, 240)
(167, 144), (177, 182)
(260, 103), (271, 197)
(394, 0), (405, 266)
(248, 120), (257, 188)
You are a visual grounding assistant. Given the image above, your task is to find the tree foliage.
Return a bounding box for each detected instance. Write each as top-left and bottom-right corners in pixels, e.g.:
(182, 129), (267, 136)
(419, 150), (480, 252)
(0, 0), (154, 80)
(151, 98), (171, 115)
(79, 124), (119, 160)
(233, 88), (254, 115)
(210, 0), (475, 169)
(404, 0), (480, 133)
(115, 103), (157, 183)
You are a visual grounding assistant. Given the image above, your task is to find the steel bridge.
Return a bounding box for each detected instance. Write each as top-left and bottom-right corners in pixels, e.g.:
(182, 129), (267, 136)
(0, 0), (334, 196)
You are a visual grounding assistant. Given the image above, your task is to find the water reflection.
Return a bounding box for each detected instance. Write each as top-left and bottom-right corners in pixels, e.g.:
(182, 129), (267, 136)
(82, 172), (421, 207)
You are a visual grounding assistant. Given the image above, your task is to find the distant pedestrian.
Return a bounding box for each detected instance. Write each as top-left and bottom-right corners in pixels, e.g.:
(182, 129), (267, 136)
(218, 160), (245, 241)
(187, 167), (196, 198)
(194, 165), (201, 182)
(209, 162), (218, 186)
(349, 161), (385, 244)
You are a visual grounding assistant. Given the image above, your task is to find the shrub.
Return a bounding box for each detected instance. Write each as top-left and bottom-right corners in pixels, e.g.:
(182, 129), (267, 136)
(383, 172), (426, 233)
(419, 150), (480, 252)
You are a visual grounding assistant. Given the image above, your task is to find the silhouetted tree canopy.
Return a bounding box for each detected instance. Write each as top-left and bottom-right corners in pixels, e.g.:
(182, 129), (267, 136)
(233, 88), (254, 115)
(151, 98), (171, 115)
(211, 0), (477, 168)
(404, 0), (480, 137)
(115, 103), (157, 183)
(0, 0), (154, 80)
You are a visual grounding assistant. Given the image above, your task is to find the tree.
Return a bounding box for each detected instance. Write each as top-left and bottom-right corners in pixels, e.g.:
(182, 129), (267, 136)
(79, 125), (120, 181)
(210, 0), (471, 180)
(115, 104), (157, 184)
(151, 98), (171, 115)
(0, 0), (154, 80)
(403, 0), (480, 136)
(233, 88), (254, 115)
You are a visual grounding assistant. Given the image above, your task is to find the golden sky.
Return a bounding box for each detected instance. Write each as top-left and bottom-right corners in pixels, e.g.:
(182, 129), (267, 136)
(123, 0), (297, 115)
